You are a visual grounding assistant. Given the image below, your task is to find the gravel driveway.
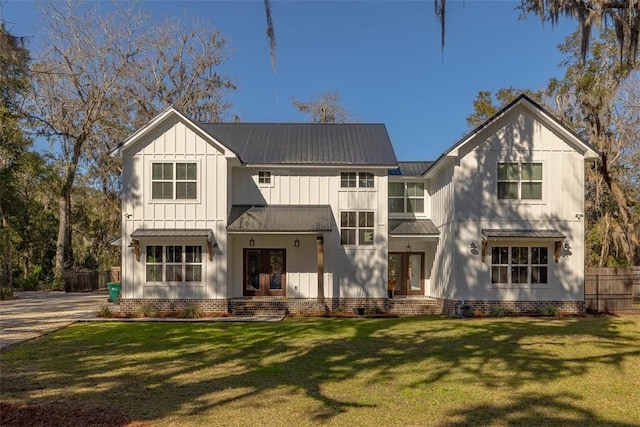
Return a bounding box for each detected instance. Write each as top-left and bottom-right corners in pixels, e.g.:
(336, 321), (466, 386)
(0, 291), (115, 350)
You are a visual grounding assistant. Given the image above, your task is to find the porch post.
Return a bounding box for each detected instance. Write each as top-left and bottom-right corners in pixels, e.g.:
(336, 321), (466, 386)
(317, 235), (325, 304)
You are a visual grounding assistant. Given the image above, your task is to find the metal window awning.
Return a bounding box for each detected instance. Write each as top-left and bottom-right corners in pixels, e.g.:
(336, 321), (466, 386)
(389, 219), (439, 238)
(227, 205), (332, 233)
(481, 229), (566, 262)
(129, 228), (217, 261)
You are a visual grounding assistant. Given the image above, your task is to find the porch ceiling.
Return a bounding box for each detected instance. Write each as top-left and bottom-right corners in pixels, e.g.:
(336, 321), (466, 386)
(227, 205), (332, 233)
(389, 219), (439, 236)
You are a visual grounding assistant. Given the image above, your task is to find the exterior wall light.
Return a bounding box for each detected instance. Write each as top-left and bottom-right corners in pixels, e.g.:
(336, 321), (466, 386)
(294, 238), (300, 247)
(470, 242), (479, 255)
(249, 237), (255, 247)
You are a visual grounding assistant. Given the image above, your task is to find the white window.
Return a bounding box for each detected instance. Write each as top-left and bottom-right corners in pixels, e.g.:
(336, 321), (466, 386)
(340, 211), (374, 245)
(341, 172), (374, 188)
(340, 172), (357, 188)
(152, 162), (197, 200)
(497, 162), (542, 200)
(258, 171), (271, 184)
(491, 246), (548, 285)
(359, 172), (374, 188)
(388, 182), (424, 213)
(146, 245), (202, 282)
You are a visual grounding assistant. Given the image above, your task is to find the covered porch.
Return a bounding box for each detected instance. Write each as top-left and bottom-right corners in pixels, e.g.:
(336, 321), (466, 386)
(227, 205), (332, 300)
(388, 219), (440, 298)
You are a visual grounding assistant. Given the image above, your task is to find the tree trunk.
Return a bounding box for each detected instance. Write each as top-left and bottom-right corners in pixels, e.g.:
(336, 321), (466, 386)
(54, 191), (74, 279)
(0, 211), (13, 299)
(599, 152), (640, 266)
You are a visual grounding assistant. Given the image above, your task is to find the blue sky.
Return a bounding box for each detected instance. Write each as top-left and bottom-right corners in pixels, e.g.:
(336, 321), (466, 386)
(3, 0), (577, 161)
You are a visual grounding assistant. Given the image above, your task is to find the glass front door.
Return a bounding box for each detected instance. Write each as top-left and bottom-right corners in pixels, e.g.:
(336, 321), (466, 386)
(388, 252), (424, 295)
(244, 249), (286, 296)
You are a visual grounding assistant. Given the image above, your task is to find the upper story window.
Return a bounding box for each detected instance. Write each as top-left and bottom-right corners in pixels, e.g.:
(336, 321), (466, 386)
(341, 172), (374, 188)
(152, 162), (197, 200)
(388, 182), (424, 213)
(340, 211), (374, 245)
(497, 162), (542, 200)
(258, 171), (271, 184)
(491, 246), (548, 285)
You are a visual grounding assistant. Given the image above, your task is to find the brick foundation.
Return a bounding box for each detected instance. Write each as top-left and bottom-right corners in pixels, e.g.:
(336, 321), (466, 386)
(437, 298), (585, 317)
(119, 298), (228, 316)
(118, 297), (584, 317)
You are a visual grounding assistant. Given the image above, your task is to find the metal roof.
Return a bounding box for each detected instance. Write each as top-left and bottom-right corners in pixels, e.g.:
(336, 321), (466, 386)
(131, 229), (214, 239)
(482, 229), (566, 240)
(199, 123), (397, 166)
(228, 205), (333, 233)
(389, 161), (434, 176)
(389, 219), (439, 236)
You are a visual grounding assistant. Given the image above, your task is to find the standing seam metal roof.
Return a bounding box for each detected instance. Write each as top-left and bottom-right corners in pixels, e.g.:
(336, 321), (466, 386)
(389, 219), (439, 236)
(199, 123), (398, 166)
(228, 205), (333, 232)
(389, 161), (434, 176)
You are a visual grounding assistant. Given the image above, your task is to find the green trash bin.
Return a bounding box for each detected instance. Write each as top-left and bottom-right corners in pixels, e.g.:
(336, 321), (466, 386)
(106, 282), (121, 303)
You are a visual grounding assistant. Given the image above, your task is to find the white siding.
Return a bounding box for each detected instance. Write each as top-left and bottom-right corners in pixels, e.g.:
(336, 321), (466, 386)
(120, 117), (229, 300)
(428, 162), (455, 299)
(449, 105), (587, 302)
(229, 168), (389, 298)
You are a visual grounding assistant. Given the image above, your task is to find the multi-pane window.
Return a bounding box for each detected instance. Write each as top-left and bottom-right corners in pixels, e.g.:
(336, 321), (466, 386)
(359, 172), (374, 188)
(146, 245), (163, 282)
(358, 211), (375, 245)
(152, 162), (197, 200)
(145, 245), (202, 282)
(497, 162), (542, 200)
(388, 182), (424, 213)
(341, 172), (357, 188)
(341, 172), (375, 188)
(258, 171), (271, 184)
(340, 211), (374, 245)
(490, 245), (548, 285)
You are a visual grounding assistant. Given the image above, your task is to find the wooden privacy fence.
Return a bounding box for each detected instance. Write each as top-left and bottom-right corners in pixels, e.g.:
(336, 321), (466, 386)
(584, 267), (640, 313)
(63, 267), (121, 292)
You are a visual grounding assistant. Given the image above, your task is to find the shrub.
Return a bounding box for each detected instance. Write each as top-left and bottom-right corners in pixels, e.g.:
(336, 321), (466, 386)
(135, 304), (156, 318)
(97, 305), (113, 318)
(48, 278), (65, 291)
(541, 305), (559, 316)
(0, 286), (14, 300)
(15, 276), (39, 291)
(180, 305), (203, 319)
(489, 306), (506, 317)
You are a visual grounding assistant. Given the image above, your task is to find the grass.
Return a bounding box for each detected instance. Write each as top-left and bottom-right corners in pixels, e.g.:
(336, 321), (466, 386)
(2, 316), (640, 426)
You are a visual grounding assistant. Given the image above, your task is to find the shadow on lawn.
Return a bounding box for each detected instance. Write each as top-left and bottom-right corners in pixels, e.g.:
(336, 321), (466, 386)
(2, 316), (640, 425)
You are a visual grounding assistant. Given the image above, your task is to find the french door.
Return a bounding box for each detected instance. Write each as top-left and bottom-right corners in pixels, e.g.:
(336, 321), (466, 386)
(388, 252), (424, 295)
(244, 249), (286, 296)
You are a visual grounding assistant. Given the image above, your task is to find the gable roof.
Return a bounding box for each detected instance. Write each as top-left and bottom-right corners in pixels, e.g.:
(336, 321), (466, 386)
(424, 94), (600, 178)
(109, 107), (233, 159)
(199, 123), (397, 166)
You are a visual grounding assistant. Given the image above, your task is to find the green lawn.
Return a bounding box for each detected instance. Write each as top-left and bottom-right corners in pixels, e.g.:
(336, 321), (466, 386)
(2, 316), (640, 426)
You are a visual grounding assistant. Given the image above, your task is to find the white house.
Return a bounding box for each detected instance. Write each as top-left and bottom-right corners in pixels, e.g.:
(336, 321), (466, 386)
(110, 94), (599, 316)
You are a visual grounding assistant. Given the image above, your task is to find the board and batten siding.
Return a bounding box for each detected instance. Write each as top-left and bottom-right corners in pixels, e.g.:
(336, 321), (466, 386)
(450, 106), (586, 301)
(230, 168), (389, 298)
(428, 161), (455, 299)
(120, 118), (229, 300)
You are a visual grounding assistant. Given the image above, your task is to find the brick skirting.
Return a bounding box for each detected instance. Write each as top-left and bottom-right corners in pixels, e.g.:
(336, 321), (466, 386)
(119, 298), (228, 316)
(118, 297), (584, 317)
(437, 298), (585, 317)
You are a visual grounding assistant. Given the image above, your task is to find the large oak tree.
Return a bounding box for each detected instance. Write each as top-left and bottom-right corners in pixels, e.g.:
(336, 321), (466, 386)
(29, 0), (235, 278)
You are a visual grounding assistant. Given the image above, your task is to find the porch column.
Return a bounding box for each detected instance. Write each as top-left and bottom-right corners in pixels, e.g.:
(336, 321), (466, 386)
(317, 235), (324, 304)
